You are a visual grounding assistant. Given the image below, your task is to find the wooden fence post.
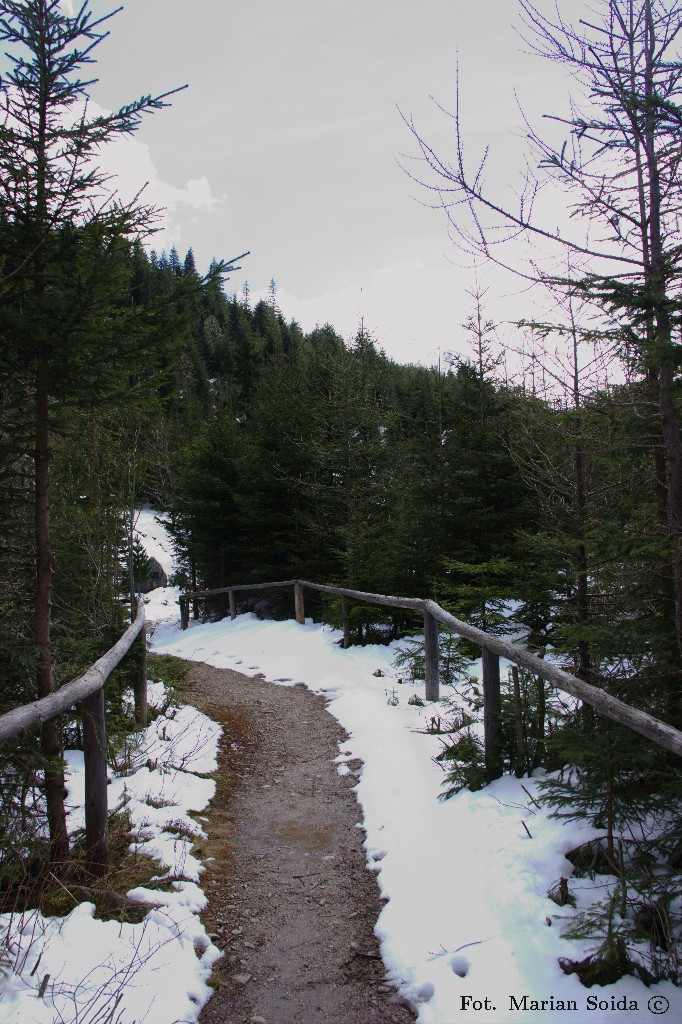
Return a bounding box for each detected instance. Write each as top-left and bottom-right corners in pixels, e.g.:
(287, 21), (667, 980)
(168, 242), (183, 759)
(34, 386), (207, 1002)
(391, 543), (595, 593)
(134, 617), (148, 729)
(81, 687), (109, 875)
(180, 596), (190, 630)
(482, 646), (503, 782)
(341, 598), (351, 649)
(229, 590), (237, 620)
(511, 665), (525, 777)
(294, 582), (306, 625)
(191, 561), (199, 620)
(423, 610), (440, 701)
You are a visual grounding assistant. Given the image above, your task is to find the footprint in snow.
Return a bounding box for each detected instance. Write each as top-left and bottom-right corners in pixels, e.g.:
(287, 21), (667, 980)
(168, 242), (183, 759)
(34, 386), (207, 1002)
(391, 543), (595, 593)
(450, 955), (470, 978)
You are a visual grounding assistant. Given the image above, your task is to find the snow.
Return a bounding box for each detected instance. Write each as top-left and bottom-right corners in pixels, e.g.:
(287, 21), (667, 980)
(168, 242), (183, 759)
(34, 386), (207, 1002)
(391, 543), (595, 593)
(134, 505), (176, 577)
(143, 584), (184, 625)
(0, 683), (222, 1024)
(3, 508), (679, 1023)
(152, 611), (682, 1024)
(134, 505), (184, 625)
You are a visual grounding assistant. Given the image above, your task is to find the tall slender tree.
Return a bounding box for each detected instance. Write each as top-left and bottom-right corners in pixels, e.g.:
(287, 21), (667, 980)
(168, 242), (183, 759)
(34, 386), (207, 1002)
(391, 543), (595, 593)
(403, 0), (682, 688)
(0, 0), (182, 863)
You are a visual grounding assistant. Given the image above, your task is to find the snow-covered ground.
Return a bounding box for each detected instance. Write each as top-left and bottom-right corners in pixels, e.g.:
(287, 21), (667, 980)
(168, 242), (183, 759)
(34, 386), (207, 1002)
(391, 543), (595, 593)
(134, 506), (182, 626)
(2, 509), (679, 1023)
(134, 505), (175, 579)
(1, 509), (225, 1023)
(152, 612), (682, 1024)
(0, 684), (222, 1024)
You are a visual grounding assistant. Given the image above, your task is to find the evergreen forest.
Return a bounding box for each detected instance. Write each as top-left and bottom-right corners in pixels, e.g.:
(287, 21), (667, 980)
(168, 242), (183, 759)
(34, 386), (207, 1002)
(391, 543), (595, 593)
(1, 0), (681, 993)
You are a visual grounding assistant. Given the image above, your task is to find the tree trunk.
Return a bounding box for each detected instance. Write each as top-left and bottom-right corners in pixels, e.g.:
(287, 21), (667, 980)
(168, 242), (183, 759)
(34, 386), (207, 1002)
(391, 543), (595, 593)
(533, 674), (546, 770)
(642, 0), (682, 695)
(191, 558), (199, 619)
(659, 360), (682, 697)
(511, 666), (526, 777)
(574, 440), (591, 682)
(648, 369), (681, 718)
(570, 317), (591, 684)
(35, 359), (69, 865)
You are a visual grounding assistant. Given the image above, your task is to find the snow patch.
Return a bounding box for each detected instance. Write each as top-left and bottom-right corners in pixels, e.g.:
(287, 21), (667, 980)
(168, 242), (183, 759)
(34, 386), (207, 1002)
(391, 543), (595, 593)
(151, 612), (682, 1024)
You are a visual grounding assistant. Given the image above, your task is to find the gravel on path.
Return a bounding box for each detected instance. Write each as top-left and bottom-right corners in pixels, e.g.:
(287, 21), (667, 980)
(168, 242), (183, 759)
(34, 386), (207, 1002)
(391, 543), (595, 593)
(187, 661), (417, 1024)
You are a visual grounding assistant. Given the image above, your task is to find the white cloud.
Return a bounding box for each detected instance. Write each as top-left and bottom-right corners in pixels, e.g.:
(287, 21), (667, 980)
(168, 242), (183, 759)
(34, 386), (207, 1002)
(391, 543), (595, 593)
(85, 102), (223, 258)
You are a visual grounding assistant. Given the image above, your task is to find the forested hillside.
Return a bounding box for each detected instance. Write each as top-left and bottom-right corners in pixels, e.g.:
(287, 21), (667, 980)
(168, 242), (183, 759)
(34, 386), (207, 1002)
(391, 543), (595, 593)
(6, 232), (682, 978)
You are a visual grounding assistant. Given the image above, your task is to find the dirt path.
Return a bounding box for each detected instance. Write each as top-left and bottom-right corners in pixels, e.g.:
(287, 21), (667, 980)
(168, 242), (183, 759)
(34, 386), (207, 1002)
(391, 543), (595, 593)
(186, 662), (417, 1024)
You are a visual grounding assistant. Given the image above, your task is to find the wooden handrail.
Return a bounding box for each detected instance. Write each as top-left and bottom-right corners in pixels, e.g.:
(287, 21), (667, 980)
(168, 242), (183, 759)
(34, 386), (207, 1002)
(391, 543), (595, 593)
(181, 580), (297, 601)
(0, 600), (146, 743)
(0, 600), (147, 873)
(180, 579), (682, 763)
(424, 601), (682, 760)
(299, 580), (426, 611)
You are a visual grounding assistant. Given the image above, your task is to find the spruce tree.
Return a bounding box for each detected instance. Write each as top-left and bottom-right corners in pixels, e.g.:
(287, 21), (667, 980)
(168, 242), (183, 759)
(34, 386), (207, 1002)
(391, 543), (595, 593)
(0, 0), (182, 864)
(405, 0), (682, 675)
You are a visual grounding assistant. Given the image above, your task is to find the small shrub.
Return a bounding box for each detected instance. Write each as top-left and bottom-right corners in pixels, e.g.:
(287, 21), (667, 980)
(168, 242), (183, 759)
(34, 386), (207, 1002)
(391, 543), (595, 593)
(547, 876), (576, 908)
(566, 838), (617, 878)
(559, 934), (655, 988)
(147, 654), (189, 696)
(436, 731), (487, 797)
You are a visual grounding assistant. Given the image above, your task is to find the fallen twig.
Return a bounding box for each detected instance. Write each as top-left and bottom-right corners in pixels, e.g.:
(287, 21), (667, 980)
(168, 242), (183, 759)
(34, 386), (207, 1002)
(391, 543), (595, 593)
(521, 784), (541, 809)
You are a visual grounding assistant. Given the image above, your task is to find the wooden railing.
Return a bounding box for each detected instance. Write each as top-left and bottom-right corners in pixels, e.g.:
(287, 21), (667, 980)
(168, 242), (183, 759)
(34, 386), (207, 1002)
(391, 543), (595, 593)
(179, 579), (682, 777)
(0, 600), (148, 873)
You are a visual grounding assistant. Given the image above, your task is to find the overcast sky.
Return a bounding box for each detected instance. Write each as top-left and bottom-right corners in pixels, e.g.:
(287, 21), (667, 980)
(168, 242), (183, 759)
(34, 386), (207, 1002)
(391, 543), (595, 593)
(67, 0), (582, 367)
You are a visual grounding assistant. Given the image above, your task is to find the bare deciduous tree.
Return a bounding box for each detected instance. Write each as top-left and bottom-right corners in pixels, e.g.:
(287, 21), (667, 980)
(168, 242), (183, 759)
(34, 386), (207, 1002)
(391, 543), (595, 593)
(402, 0), (682, 683)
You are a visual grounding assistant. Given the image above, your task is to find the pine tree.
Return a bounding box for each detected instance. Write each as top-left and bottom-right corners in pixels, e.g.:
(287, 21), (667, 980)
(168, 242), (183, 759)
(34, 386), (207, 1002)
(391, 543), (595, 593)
(0, 0), (183, 864)
(183, 248), (197, 275)
(167, 406), (245, 594)
(169, 245), (181, 275)
(405, 0), (682, 672)
(435, 292), (532, 632)
(235, 319), (314, 583)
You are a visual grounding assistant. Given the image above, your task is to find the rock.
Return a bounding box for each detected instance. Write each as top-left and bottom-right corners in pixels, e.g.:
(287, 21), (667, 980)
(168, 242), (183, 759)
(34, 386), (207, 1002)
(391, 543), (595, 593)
(138, 556), (167, 594)
(232, 972), (252, 985)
